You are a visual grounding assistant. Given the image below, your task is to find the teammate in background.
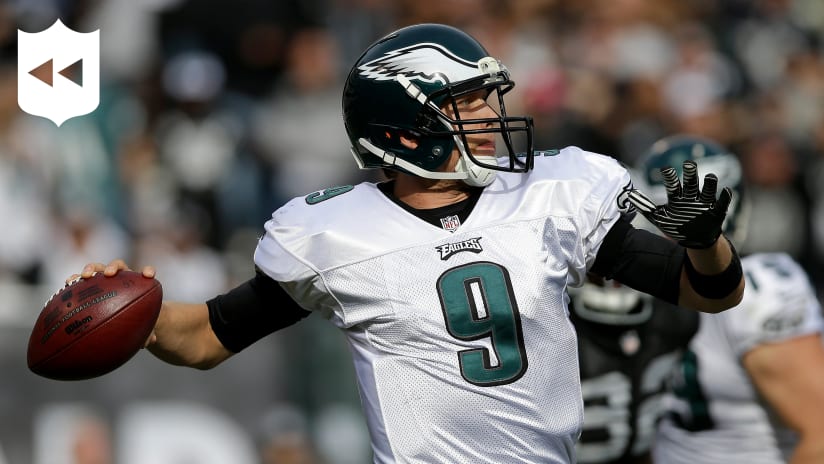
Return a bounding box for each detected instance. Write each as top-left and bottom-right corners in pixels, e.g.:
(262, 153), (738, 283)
(636, 136), (824, 464)
(69, 25), (744, 463)
(570, 275), (698, 464)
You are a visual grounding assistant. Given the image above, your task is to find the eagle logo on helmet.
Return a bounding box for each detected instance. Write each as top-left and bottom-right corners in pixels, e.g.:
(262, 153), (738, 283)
(357, 43), (485, 85)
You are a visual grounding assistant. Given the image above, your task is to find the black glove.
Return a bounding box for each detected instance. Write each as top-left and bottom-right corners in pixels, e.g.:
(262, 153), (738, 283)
(627, 160), (733, 249)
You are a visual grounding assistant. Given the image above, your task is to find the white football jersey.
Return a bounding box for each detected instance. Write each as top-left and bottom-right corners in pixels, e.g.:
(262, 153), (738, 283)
(254, 147), (634, 463)
(654, 253), (824, 463)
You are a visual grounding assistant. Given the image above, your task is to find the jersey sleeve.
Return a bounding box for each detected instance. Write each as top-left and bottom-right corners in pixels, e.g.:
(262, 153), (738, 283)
(573, 149), (636, 281)
(724, 253), (824, 357)
(253, 200), (341, 320)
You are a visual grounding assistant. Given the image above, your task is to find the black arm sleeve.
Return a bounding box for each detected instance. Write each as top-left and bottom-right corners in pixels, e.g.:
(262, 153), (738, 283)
(207, 270), (311, 353)
(590, 217), (685, 305)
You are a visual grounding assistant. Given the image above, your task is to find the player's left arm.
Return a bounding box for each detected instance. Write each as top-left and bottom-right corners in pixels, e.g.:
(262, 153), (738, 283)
(743, 334), (824, 463)
(592, 219), (743, 314)
(626, 160), (744, 312)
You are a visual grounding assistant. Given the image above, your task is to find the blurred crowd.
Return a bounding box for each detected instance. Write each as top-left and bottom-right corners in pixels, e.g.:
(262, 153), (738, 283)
(2, 0), (824, 462)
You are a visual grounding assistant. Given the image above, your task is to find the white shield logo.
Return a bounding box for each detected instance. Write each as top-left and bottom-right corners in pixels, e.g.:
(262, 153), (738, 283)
(18, 19), (99, 126)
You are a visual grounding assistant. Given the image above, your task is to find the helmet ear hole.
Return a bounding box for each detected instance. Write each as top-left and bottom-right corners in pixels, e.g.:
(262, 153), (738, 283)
(398, 131), (419, 150)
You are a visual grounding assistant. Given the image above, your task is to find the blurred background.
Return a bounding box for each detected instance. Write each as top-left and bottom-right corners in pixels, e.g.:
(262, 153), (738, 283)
(2, 0), (824, 462)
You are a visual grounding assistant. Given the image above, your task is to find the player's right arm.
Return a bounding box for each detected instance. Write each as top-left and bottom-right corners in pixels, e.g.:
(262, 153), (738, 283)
(74, 259), (310, 370)
(74, 260), (232, 369)
(149, 301), (230, 369)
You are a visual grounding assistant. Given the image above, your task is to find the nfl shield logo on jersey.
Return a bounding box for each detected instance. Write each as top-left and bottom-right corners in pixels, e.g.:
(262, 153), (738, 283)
(17, 19), (100, 126)
(619, 330), (641, 356)
(440, 215), (461, 232)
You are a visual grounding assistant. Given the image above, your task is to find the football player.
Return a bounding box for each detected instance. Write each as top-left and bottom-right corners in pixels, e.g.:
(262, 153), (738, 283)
(636, 136), (824, 463)
(71, 25), (744, 463)
(570, 275), (698, 464)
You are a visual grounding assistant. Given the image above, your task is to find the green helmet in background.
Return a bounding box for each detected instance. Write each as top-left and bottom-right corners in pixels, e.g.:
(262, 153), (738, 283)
(634, 134), (749, 244)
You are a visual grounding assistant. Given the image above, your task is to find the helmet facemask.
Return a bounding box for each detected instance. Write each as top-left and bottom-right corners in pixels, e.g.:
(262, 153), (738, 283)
(422, 61), (534, 185)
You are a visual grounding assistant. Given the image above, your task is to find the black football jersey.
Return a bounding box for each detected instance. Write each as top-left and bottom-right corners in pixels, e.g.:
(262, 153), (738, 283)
(571, 297), (699, 464)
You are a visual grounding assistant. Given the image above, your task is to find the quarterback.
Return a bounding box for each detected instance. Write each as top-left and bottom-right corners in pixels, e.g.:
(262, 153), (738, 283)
(72, 24), (744, 463)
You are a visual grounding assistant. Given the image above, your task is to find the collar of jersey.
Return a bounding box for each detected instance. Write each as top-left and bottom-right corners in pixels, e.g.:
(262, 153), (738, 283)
(377, 181), (483, 229)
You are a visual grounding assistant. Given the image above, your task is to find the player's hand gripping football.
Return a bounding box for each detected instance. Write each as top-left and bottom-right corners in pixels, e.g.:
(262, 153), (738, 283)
(69, 259), (159, 347)
(627, 160), (733, 249)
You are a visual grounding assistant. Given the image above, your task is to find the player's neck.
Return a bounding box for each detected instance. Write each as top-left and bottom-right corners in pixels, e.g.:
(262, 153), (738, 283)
(393, 175), (474, 209)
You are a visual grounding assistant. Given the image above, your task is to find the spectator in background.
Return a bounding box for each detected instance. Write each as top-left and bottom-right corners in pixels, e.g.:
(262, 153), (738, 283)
(32, 404), (114, 464)
(156, 49), (256, 248)
(41, 202), (131, 291)
(0, 65), (50, 283)
(312, 404), (371, 464)
(156, 52), (229, 181)
(662, 21), (741, 145)
(71, 415), (113, 464)
(257, 404), (318, 464)
(736, 132), (808, 257)
(134, 200), (229, 303)
(808, 118), (824, 287)
(252, 27), (373, 206)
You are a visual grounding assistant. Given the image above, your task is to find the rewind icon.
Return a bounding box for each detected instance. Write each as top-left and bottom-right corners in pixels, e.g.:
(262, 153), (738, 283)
(17, 19), (99, 126)
(28, 58), (84, 87)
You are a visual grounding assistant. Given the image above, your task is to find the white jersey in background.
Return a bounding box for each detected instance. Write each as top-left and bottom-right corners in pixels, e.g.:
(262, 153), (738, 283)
(654, 252), (824, 464)
(253, 148), (634, 463)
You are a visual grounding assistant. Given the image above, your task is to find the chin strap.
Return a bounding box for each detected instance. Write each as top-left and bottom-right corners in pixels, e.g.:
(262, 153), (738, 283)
(454, 152), (497, 187)
(452, 134), (497, 187)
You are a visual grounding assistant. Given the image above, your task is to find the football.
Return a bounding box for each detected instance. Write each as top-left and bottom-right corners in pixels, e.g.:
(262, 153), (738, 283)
(27, 271), (163, 381)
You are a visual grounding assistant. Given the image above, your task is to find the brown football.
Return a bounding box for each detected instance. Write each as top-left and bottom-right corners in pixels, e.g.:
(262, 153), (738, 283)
(27, 271), (163, 381)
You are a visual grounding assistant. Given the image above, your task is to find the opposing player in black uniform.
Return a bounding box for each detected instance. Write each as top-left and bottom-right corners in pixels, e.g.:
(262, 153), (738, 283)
(570, 274), (699, 463)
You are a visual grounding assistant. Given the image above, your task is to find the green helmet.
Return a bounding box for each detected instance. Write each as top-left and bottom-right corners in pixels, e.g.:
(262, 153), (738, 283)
(342, 23), (534, 187)
(635, 134), (748, 243)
